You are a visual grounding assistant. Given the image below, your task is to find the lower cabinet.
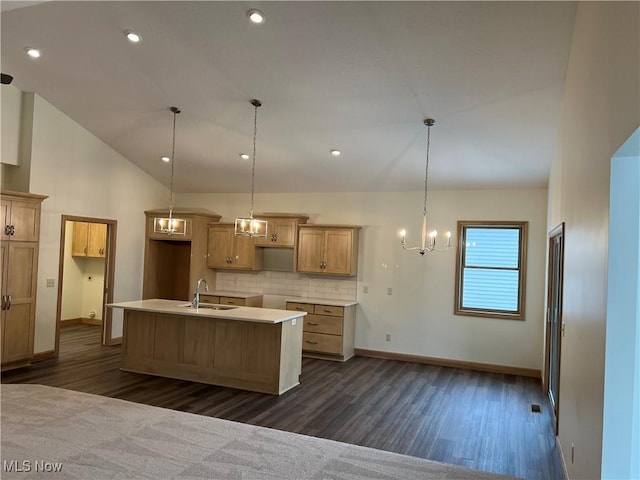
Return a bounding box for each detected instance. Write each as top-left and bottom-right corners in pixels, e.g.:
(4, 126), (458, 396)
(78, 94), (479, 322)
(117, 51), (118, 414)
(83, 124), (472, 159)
(200, 294), (263, 308)
(286, 301), (356, 362)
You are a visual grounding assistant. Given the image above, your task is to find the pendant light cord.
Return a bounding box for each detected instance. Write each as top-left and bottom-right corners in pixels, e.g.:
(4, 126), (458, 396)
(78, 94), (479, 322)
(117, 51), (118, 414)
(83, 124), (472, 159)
(249, 99), (261, 218)
(169, 106), (180, 220)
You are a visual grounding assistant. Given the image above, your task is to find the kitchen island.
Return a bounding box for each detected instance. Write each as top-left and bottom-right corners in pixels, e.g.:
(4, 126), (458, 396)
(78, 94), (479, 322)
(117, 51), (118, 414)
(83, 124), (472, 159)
(108, 299), (306, 395)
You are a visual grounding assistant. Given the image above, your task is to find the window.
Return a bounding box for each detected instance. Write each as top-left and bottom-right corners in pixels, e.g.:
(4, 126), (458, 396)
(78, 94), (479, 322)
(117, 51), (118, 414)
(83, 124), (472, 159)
(454, 221), (528, 320)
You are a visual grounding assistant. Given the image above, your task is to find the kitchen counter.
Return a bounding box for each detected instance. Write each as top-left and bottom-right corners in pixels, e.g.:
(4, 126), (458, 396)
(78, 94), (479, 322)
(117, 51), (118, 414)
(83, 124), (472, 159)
(108, 299), (305, 395)
(284, 297), (358, 307)
(107, 299), (297, 324)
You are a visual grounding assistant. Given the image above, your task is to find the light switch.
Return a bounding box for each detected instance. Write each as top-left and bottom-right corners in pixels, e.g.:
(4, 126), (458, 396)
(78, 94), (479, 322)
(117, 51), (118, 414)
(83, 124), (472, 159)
(387, 287), (393, 295)
(46, 278), (55, 287)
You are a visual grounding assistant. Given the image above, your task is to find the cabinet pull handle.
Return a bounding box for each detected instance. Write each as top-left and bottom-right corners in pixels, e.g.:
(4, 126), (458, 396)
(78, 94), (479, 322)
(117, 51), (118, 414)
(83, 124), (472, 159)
(4, 225), (11, 236)
(84, 246), (88, 255)
(307, 322), (319, 326)
(1, 295), (5, 311)
(306, 340), (318, 345)
(323, 309), (332, 313)
(295, 307), (304, 311)
(6, 295), (11, 310)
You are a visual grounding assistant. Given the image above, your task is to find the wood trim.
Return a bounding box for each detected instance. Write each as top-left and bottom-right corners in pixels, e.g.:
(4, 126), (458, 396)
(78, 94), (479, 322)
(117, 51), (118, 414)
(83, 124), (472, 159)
(454, 220), (528, 321)
(32, 349), (57, 362)
(0, 190), (49, 201)
(354, 348), (541, 378)
(61, 318), (82, 326)
(56, 215), (117, 357)
(104, 335), (122, 346)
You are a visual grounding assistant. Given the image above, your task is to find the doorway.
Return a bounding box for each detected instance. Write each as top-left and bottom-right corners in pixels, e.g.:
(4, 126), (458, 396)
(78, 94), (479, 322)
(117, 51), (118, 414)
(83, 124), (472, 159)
(55, 215), (117, 353)
(545, 222), (564, 435)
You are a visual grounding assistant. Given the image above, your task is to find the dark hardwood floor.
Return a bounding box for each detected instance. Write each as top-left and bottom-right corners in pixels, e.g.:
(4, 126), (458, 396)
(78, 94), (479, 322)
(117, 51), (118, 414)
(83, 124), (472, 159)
(2, 324), (565, 480)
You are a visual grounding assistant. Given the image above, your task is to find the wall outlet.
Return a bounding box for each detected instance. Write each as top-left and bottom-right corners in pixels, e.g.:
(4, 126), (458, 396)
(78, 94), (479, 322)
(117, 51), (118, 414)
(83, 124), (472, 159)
(385, 333), (391, 342)
(46, 278), (55, 288)
(387, 287), (393, 295)
(363, 286), (368, 294)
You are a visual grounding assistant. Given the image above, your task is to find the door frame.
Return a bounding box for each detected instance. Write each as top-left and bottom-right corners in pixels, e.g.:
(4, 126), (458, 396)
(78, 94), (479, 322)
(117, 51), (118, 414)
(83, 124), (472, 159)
(544, 222), (564, 435)
(55, 215), (117, 353)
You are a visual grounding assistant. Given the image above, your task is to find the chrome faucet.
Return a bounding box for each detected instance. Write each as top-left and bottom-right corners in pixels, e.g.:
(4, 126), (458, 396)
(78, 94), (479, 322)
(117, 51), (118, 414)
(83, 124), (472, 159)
(192, 278), (210, 309)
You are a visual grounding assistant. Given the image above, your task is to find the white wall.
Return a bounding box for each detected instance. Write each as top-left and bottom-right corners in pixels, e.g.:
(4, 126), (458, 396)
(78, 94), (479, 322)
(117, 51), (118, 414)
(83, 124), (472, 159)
(27, 94), (168, 352)
(180, 188), (547, 370)
(546, 3), (640, 478)
(61, 221), (83, 320)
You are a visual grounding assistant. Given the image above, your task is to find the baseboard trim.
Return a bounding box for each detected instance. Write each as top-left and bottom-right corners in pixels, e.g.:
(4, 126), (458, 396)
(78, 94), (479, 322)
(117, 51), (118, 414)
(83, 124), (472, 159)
(105, 336), (122, 346)
(32, 350), (57, 362)
(62, 317), (103, 326)
(557, 436), (569, 480)
(354, 348), (541, 378)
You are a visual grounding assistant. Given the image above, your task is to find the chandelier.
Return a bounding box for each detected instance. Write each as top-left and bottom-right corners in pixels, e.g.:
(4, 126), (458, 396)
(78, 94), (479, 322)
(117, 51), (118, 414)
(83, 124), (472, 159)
(400, 118), (451, 255)
(153, 106), (187, 236)
(235, 99), (267, 237)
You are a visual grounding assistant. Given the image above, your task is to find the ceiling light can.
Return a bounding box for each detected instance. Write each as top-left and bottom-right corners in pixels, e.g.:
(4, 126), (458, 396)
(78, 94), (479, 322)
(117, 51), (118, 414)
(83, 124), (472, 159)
(247, 8), (265, 24)
(161, 156), (170, 163)
(240, 153), (250, 160)
(25, 47), (41, 58)
(330, 149), (341, 157)
(125, 31), (142, 43)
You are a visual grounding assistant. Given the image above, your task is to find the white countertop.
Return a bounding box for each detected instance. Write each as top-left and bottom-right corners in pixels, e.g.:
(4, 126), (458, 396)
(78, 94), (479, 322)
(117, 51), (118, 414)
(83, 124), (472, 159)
(284, 297), (358, 307)
(107, 299), (305, 324)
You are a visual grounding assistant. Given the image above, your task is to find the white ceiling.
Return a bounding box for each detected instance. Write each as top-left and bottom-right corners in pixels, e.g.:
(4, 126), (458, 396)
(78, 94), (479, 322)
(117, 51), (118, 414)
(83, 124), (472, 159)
(1, 1), (576, 194)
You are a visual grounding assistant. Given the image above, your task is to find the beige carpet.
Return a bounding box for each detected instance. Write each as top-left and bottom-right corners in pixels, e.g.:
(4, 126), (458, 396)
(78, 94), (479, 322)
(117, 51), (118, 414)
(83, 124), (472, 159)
(1, 384), (518, 479)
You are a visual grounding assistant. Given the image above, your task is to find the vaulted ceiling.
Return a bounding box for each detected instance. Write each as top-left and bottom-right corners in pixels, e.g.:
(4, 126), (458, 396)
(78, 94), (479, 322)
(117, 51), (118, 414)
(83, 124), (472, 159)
(1, 1), (576, 193)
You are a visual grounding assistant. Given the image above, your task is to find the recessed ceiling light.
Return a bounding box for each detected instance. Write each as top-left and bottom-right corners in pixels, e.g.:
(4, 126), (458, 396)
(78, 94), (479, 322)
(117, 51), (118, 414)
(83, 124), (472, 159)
(25, 47), (40, 58)
(125, 31), (142, 43)
(330, 149), (341, 157)
(239, 153), (250, 160)
(161, 156), (170, 163)
(247, 8), (265, 24)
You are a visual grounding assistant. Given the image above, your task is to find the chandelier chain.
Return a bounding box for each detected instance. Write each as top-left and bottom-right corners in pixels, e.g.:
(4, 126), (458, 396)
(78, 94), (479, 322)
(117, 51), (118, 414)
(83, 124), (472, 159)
(423, 122), (431, 216)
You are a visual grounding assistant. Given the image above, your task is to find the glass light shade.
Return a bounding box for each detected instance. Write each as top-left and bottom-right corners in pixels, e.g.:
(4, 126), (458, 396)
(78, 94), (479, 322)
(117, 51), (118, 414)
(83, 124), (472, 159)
(234, 217), (268, 237)
(153, 217), (187, 235)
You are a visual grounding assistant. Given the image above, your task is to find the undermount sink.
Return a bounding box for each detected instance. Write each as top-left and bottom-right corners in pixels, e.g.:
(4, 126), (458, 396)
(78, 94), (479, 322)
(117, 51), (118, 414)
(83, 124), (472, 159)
(178, 303), (238, 311)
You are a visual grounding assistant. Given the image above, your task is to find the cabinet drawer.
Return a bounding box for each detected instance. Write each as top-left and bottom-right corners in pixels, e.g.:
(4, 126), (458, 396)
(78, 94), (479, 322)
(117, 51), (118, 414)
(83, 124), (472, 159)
(304, 314), (343, 335)
(200, 296), (220, 304)
(303, 332), (342, 355)
(314, 304), (344, 317)
(286, 302), (314, 314)
(219, 297), (246, 306)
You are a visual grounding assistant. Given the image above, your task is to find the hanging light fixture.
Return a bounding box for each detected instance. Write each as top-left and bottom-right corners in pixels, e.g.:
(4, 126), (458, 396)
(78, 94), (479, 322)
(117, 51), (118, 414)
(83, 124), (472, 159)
(153, 106), (187, 236)
(235, 99), (268, 237)
(399, 118), (451, 255)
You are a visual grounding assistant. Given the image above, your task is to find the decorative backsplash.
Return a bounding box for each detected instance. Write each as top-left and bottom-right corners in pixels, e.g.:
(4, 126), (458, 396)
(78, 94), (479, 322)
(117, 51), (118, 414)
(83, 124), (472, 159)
(215, 271), (357, 301)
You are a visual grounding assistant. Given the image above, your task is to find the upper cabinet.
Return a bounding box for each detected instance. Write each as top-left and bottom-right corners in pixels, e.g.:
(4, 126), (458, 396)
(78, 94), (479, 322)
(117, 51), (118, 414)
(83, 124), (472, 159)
(207, 223), (263, 271)
(297, 225), (360, 276)
(1, 194), (44, 243)
(72, 222), (107, 257)
(253, 214), (309, 247)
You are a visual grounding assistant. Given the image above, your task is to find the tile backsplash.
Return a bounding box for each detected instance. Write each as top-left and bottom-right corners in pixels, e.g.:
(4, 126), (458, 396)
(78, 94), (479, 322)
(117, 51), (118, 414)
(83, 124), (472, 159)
(216, 271), (357, 301)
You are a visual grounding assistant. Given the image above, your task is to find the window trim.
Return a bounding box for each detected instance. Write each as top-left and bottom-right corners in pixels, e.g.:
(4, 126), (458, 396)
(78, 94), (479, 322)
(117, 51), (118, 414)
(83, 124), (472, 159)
(454, 220), (528, 321)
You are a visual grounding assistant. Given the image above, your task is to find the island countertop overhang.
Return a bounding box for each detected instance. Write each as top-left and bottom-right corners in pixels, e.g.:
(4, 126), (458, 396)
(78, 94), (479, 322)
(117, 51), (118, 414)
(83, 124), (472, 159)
(107, 299), (306, 324)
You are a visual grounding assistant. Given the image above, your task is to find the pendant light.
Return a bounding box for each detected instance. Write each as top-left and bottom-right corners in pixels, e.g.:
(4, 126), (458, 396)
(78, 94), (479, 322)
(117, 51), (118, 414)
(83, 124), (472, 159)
(235, 99), (267, 237)
(153, 106), (187, 236)
(399, 118), (451, 255)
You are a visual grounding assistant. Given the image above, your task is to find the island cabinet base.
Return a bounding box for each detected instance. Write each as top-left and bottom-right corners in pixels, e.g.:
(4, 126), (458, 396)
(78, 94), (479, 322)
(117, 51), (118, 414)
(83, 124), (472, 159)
(121, 311), (303, 395)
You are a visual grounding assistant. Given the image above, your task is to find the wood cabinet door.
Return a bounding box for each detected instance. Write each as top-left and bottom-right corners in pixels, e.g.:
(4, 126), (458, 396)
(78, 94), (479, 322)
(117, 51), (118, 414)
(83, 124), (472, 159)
(1, 242), (37, 364)
(72, 221), (89, 256)
(207, 225), (233, 268)
(87, 223), (107, 257)
(324, 229), (354, 275)
(0, 199), (10, 242)
(232, 234), (256, 269)
(297, 228), (325, 273)
(1, 199), (41, 242)
(273, 220), (297, 246)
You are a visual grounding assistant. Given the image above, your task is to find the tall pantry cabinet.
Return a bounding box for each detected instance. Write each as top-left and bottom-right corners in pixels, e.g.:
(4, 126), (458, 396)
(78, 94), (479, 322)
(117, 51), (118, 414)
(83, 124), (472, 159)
(0, 191), (47, 370)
